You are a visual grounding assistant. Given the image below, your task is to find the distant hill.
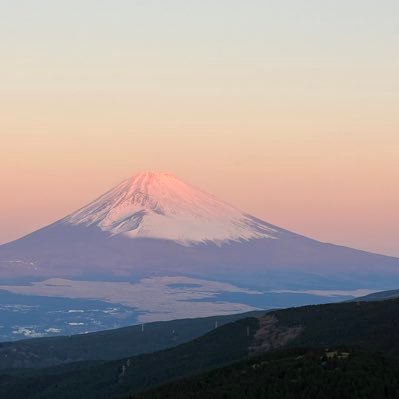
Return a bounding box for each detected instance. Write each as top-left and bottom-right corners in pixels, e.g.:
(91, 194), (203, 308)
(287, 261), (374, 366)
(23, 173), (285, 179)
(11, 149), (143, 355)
(353, 288), (399, 302)
(0, 310), (265, 369)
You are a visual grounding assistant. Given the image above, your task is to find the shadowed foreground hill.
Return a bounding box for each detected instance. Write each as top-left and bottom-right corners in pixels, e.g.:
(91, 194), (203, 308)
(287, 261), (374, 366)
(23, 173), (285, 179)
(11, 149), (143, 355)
(128, 348), (399, 399)
(0, 318), (259, 399)
(0, 311), (265, 369)
(271, 298), (399, 357)
(1, 298), (399, 398)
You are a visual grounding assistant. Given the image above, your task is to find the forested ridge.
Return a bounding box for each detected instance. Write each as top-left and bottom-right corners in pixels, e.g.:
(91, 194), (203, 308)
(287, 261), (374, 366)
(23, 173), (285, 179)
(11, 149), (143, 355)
(1, 299), (399, 398)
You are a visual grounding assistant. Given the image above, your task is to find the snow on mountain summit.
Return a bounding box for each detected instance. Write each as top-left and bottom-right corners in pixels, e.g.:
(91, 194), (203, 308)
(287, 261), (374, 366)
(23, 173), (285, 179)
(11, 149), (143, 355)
(63, 171), (280, 245)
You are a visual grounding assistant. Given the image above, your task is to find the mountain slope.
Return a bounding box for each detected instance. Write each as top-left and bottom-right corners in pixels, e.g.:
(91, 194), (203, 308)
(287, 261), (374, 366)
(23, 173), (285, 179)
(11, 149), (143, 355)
(64, 171), (279, 245)
(1, 172), (398, 288)
(0, 310), (265, 369)
(264, 298), (399, 357)
(129, 348), (399, 399)
(0, 317), (260, 399)
(2, 298), (399, 399)
(354, 288), (399, 302)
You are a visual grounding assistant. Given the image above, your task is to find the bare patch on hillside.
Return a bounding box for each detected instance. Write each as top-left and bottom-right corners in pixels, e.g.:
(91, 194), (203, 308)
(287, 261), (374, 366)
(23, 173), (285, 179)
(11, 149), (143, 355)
(249, 314), (302, 354)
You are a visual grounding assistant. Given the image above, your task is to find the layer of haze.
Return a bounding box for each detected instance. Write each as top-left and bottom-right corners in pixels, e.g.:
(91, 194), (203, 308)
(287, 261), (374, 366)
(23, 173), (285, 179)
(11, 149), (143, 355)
(1, 1), (398, 256)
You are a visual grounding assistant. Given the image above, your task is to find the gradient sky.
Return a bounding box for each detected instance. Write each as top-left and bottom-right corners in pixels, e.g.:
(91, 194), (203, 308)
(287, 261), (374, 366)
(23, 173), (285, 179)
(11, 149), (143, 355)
(1, 1), (398, 256)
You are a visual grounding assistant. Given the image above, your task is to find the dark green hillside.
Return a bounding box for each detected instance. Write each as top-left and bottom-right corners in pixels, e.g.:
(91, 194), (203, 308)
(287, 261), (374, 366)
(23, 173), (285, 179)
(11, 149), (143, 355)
(0, 310), (265, 369)
(0, 318), (259, 399)
(272, 298), (399, 356)
(128, 347), (399, 399)
(2, 298), (399, 399)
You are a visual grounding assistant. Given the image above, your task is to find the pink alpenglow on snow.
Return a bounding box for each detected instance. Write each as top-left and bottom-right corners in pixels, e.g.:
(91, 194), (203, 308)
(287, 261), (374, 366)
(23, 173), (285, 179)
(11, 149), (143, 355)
(64, 171), (279, 246)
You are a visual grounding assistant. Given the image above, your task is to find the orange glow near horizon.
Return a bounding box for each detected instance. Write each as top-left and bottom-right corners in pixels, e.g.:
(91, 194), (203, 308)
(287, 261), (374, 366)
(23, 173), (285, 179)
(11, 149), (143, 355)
(2, 122), (398, 257)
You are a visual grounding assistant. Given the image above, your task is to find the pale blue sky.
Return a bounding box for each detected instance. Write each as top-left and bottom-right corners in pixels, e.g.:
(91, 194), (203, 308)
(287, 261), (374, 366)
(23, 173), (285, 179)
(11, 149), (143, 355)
(2, 0), (398, 93)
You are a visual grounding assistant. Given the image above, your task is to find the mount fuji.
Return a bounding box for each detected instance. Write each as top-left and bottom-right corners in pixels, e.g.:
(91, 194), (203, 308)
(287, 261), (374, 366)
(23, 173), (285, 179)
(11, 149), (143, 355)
(65, 171), (279, 245)
(1, 171), (398, 339)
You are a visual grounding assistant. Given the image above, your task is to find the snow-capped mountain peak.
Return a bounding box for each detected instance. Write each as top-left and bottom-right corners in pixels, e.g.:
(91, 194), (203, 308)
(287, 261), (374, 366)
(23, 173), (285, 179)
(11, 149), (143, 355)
(63, 171), (279, 245)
